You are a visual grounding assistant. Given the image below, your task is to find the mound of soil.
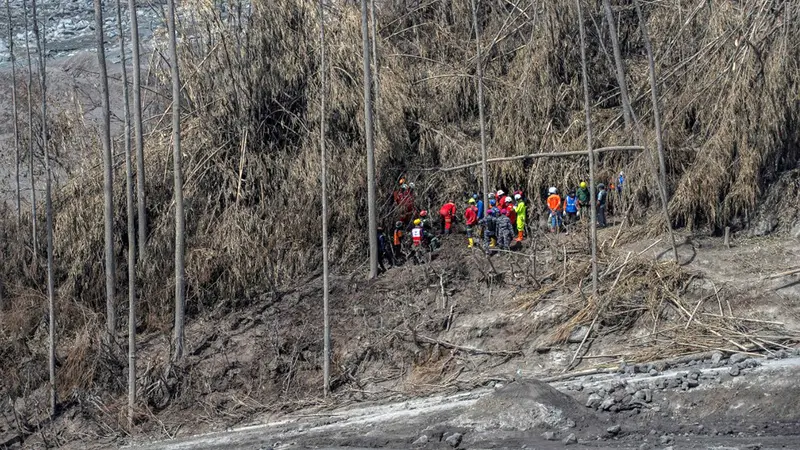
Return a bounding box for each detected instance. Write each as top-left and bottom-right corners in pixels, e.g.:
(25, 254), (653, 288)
(453, 379), (602, 433)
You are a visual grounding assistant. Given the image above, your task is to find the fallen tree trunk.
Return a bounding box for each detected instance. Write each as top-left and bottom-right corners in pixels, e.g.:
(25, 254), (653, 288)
(437, 146), (644, 172)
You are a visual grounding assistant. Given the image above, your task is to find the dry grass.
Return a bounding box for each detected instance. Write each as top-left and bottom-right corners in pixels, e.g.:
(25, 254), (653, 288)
(0, 0), (798, 436)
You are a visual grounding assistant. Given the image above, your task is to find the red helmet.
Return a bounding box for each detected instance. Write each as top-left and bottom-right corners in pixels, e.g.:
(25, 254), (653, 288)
(420, 210), (428, 217)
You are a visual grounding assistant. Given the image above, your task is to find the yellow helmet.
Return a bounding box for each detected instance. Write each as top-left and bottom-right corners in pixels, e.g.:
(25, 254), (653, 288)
(580, 181), (587, 189)
(414, 219), (422, 226)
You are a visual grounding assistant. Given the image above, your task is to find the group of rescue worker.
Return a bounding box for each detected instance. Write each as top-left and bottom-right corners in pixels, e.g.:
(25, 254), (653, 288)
(378, 172), (625, 270)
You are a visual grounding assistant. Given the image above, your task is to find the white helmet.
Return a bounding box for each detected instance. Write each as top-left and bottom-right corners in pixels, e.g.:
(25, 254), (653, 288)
(548, 187), (557, 194)
(514, 193), (521, 200)
(408, 182), (415, 189)
(497, 190), (505, 196)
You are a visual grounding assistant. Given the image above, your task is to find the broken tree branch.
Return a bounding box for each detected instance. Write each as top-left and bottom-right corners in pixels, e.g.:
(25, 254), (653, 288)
(435, 146), (644, 172)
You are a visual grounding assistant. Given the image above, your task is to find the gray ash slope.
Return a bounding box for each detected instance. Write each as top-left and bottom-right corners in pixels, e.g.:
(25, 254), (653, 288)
(0, 0), (165, 65)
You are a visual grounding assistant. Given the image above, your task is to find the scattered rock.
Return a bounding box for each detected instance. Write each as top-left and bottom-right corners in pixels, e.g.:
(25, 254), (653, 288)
(562, 433), (578, 445)
(663, 446), (674, 450)
(444, 432), (463, 448)
(564, 419), (576, 428)
(600, 397), (616, 411)
(729, 353), (748, 364)
(687, 379), (700, 389)
(729, 366), (741, 377)
(689, 368), (701, 380)
(586, 394), (603, 409)
(567, 326), (589, 343)
(655, 379), (666, 390)
(412, 435), (428, 446)
(775, 350), (788, 359)
(606, 424), (621, 436)
(642, 389), (653, 403)
(659, 434), (673, 445)
(649, 368), (659, 376)
(542, 431), (557, 441)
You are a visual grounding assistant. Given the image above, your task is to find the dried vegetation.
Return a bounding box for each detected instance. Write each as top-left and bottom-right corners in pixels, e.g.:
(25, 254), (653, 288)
(0, 0), (798, 442)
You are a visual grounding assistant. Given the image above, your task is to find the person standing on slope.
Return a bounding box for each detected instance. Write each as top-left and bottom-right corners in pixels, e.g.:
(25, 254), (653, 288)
(439, 200), (457, 235)
(497, 209), (515, 250)
(464, 198), (479, 248)
(514, 193), (526, 241)
(563, 189), (579, 230)
(576, 181), (590, 221)
(481, 208), (499, 253)
(597, 183), (608, 228)
(393, 221), (405, 263)
(546, 187), (562, 233)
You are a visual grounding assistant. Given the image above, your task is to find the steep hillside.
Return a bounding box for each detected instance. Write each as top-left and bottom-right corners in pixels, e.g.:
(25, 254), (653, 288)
(0, 0), (798, 446)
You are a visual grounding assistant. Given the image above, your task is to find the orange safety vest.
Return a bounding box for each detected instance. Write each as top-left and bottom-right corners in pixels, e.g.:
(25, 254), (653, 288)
(547, 194), (562, 212)
(393, 229), (403, 246)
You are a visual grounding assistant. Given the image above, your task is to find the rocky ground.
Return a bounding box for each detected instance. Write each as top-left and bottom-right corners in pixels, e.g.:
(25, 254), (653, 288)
(125, 352), (800, 449)
(0, 0), (163, 65)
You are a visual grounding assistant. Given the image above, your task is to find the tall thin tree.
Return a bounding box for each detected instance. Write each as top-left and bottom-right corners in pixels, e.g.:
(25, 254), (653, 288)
(576, 0), (598, 296)
(369, 0), (380, 132)
(128, 0), (147, 254)
(602, 0), (633, 131)
(23, 0), (37, 253)
(116, 0), (137, 426)
(7, 0), (21, 223)
(318, 0), (330, 397)
(633, 0), (678, 262)
(167, 0), (186, 360)
(31, 0), (55, 416)
(470, 0), (490, 217)
(94, 0), (117, 349)
(360, 0), (378, 279)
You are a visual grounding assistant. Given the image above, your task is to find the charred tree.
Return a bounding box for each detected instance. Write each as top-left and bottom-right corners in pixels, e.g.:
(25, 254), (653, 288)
(576, 0), (598, 296)
(360, 0), (378, 279)
(116, 0), (137, 426)
(31, 0), (55, 417)
(602, 0), (634, 132)
(23, 0), (37, 254)
(6, 0), (21, 222)
(94, 0), (117, 349)
(318, 0), (330, 397)
(167, 0), (186, 361)
(633, 0), (679, 262)
(128, 0), (147, 255)
(470, 0), (490, 217)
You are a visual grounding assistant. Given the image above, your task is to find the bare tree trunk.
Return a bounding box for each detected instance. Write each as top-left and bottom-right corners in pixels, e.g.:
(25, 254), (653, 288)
(633, 0), (679, 263)
(360, 0), (378, 280)
(602, 0), (633, 131)
(23, 0), (37, 254)
(128, 0), (147, 255)
(167, 0), (186, 361)
(7, 0), (21, 223)
(31, 0), (55, 417)
(575, 0), (598, 297)
(94, 0), (117, 349)
(318, 0), (330, 398)
(470, 0), (490, 217)
(369, 0), (380, 132)
(115, 0), (137, 427)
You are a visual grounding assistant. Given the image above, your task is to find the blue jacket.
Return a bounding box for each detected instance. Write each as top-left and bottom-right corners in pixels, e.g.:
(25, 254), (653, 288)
(476, 200), (485, 219)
